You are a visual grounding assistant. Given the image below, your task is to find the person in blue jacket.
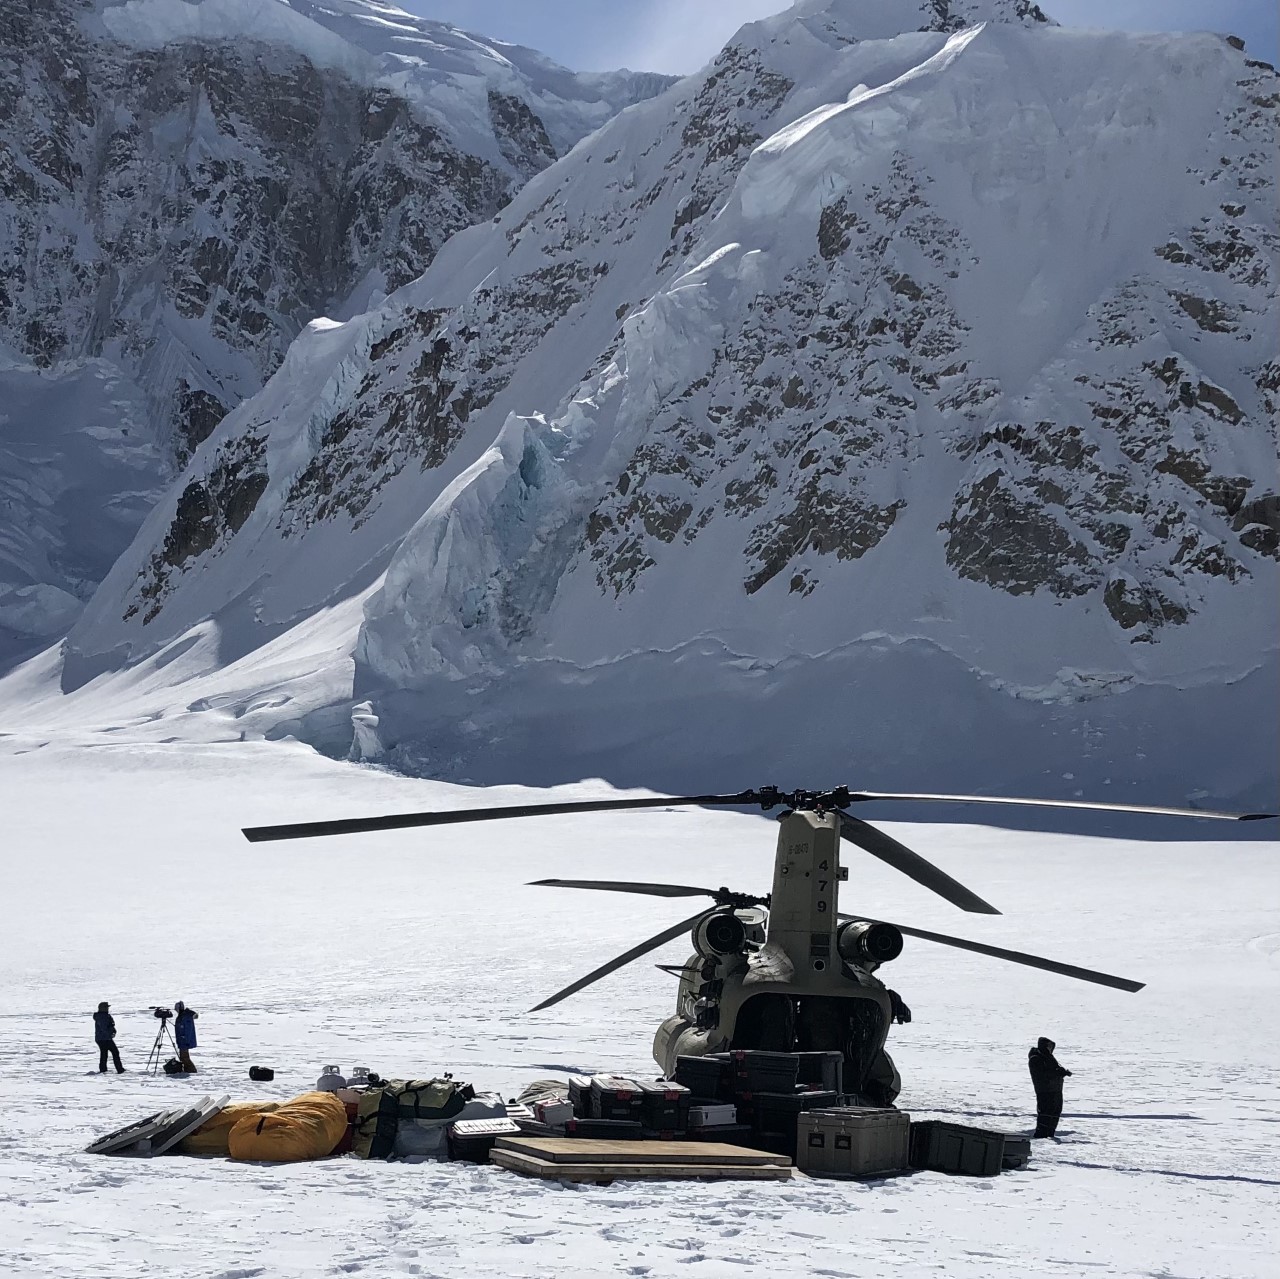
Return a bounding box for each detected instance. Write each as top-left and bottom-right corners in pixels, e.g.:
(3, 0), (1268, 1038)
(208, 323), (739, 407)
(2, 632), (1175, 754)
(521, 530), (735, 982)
(174, 1001), (199, 1073)
(93, 1001), (125, 1073)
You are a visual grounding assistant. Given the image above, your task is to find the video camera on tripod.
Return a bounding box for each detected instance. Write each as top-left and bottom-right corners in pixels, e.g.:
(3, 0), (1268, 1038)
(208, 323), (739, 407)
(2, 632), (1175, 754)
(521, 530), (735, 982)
(146, 1006), (179, 1074)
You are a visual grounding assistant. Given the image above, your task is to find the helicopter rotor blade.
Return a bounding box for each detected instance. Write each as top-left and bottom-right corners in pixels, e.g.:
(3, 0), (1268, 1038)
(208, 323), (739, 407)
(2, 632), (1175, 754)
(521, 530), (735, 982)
(242, 791), (758, 842)
(841, 791), (1276, 822)
(529, 878), (718, 899)
(529, 909), (712, 1013)
(837, 812), (1000, 915)
(839, 914), (1144, 992)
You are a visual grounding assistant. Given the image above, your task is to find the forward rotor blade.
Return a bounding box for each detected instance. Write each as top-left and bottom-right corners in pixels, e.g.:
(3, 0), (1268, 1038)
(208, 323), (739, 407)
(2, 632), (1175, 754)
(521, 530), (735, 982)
(529, 878), (717, 899)
(841, 791), (1276, 822)
(838, 812), (1000, 915)
(242, 791), (756, 842)
(529, 909), (711, 1012)
(839, 914), (1144, 992)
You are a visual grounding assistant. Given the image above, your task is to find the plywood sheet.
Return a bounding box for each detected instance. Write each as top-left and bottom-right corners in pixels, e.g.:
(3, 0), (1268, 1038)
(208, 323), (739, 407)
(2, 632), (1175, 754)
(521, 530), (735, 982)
(491, 1148), (792, 1182)
(495, 1136), (789, 1166)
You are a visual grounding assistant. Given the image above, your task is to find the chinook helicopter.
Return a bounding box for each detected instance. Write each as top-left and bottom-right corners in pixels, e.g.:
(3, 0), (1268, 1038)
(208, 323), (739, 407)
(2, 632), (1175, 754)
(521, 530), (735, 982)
(243, 785), (1273, 1102)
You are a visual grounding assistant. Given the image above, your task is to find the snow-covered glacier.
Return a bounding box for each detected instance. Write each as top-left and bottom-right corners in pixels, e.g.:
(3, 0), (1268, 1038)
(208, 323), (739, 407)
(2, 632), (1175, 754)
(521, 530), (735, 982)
(20, 0), (1279, 808)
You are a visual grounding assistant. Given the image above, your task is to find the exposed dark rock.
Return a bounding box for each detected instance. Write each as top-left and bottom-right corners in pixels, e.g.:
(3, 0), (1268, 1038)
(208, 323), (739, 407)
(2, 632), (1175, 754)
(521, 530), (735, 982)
(488, 90), (557, 179)
(745, 485), (901, 595)
(945, 471), (1095, 598)
(174, 386), (228, 464)
(1103, 576), (1188, 631)
(1234, 493), (1280, 557)
(127, 433), (269, 622)
(1171, 292), (1236, 332)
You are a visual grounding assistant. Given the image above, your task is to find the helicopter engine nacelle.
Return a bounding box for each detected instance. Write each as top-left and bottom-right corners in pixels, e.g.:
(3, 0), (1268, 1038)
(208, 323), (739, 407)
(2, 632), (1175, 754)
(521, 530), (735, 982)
(838, 920), (903, 966)
(693, 912), (747, 958)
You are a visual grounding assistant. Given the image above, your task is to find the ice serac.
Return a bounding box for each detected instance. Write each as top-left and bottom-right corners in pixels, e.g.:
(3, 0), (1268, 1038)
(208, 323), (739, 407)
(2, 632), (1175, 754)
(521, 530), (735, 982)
(62, 1), (1279, 807)
(0, 0), (672, 666)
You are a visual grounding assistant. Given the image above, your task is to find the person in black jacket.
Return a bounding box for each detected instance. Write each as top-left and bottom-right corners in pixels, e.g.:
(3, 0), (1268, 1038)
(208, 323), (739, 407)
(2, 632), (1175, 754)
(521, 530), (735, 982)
(93, 1002), (125, 1074)
(1028, 1036), (1070, 1137)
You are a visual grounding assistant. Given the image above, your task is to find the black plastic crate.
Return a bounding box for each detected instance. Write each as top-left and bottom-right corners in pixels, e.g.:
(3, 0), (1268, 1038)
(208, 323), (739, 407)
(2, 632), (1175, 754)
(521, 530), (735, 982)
(563, 1118), (644, 1139)
(738, 1089), (839, 1159)
(589, 1076), (644, 1121)
(729, 1050), (801, 1095)
(747, 1130), (795, 1158)
(795, 1051), (843, 1094)
(1000, 1134), (1031, 1169)
(447, 1118), (520, 1163)
(685, 1122), (756, 1145)
(673, 1054), (734, 1101)
(636, 1079), (692, 1133)
(909, 1121), (1005, 1176)
(738, 1089), (840, 1131)
(567, 1075), (593, 1118)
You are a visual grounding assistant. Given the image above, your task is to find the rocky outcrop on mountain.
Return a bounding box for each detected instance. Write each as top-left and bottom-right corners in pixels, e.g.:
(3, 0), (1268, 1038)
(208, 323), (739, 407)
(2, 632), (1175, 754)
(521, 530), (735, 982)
(0, 0), (670, 663)
(57, 1), (1280, 805)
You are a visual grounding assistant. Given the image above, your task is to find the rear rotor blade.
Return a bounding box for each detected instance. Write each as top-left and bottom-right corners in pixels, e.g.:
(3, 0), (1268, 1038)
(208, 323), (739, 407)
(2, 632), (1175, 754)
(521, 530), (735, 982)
(841, 791), (1276, 822)
(838, 812), (1000, 915)
(529, 909), (711, 1012)
(529, 878), (718, 899)
(243, 790), (756, 842)
(840, 914), (1143, 992)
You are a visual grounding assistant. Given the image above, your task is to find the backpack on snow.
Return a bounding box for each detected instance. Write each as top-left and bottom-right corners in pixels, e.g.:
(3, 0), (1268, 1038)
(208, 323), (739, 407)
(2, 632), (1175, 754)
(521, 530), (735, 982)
(353, 1078), (474, 1160)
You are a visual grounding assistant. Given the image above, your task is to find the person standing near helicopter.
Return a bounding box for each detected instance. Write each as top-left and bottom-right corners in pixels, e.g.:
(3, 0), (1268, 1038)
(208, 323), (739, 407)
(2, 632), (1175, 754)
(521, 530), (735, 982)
(174, 1001), (199, 1073)
(1028, 1036), (1071, 1138)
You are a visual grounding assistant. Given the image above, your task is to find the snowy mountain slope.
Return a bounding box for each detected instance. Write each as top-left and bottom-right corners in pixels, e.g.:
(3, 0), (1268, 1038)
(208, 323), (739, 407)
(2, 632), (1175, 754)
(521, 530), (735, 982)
(0, 0), (670, 666)
(44, 0), (1280, 805)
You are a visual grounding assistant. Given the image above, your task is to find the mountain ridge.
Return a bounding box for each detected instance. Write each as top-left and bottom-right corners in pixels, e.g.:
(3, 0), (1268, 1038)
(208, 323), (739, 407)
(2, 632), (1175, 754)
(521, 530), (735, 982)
(8, 1), (1279, 806)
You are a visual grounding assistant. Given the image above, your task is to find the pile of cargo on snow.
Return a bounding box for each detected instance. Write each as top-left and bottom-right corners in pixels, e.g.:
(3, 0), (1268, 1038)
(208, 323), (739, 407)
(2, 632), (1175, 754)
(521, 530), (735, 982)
(85, 1051), (1031, 1181)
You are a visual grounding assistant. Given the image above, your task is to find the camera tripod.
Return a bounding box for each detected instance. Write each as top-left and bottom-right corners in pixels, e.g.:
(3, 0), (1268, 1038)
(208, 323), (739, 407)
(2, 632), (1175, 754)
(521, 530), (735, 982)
(145, 1015), (177, 1075)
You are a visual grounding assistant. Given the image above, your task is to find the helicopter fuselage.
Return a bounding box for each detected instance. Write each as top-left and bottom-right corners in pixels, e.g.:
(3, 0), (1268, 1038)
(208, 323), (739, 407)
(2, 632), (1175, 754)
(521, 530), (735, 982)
(654, 810), (901, 1101)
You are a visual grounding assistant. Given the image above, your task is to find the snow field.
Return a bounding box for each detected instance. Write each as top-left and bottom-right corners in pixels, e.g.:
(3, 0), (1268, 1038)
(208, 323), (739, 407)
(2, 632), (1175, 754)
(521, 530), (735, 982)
(0, 738), (1276, 1277)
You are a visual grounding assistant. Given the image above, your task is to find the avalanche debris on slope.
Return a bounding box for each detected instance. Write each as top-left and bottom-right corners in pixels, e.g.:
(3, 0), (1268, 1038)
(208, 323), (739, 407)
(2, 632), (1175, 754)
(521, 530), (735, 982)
(47, 1), (1280, 804)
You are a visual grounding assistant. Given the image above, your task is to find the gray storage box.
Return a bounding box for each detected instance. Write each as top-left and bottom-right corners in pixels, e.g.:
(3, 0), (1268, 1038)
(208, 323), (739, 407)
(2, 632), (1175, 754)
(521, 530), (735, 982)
(797, 1107), (910, 1178)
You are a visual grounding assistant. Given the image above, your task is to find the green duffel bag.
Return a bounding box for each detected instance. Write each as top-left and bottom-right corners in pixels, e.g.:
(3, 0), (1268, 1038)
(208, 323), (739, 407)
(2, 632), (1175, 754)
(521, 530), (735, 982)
(353, 1078), (474, 1159)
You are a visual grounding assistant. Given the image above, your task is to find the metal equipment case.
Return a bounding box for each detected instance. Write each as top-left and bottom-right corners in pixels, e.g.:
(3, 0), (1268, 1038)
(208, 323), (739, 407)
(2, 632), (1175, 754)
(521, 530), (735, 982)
(796, 1107), (910, 1177)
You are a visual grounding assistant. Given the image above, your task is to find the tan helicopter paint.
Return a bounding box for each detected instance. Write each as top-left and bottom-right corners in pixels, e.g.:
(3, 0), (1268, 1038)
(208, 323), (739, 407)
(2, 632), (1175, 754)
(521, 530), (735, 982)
(654, 811), (895, 1090)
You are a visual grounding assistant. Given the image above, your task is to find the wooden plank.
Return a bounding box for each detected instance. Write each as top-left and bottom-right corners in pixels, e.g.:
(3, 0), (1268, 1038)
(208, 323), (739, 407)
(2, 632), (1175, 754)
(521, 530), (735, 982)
(491, 1148), (792, 1182)
(495, 1136), (790, 1167)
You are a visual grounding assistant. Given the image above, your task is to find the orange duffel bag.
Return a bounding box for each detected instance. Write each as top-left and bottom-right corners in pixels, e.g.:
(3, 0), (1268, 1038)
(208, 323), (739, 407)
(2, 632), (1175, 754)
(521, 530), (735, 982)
(180, 1101), (280, 1156)
(227, 1091), (348, 1163)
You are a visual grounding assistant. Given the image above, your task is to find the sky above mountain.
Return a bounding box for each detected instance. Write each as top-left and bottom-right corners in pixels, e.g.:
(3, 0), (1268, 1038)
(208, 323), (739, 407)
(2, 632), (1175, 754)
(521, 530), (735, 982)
(400, 0), (1278, 72)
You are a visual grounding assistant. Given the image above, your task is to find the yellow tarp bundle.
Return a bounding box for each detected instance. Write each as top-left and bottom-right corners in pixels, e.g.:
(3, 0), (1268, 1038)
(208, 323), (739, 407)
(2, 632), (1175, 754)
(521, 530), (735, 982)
(179, 1101), (280, 1156)
(227, 1091), (348, 1163)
